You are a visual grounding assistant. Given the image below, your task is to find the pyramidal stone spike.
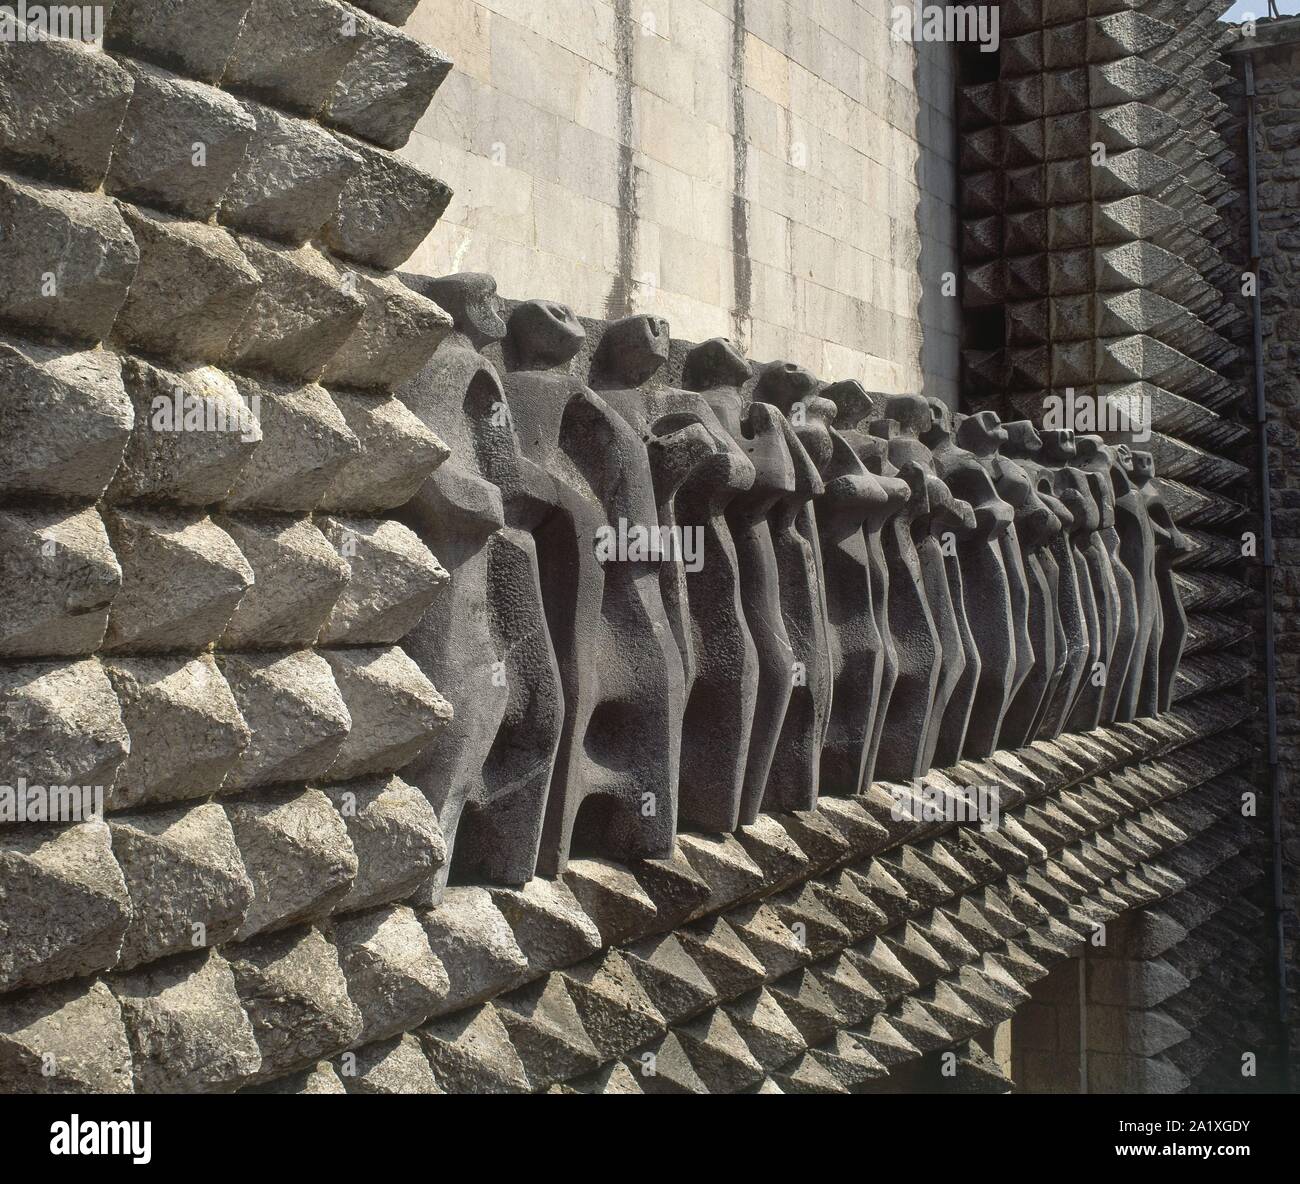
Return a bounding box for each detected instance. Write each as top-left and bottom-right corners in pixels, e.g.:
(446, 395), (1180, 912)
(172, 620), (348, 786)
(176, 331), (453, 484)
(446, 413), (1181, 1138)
(107, 359), (261, 505)
(0, 172), (139, 346)
(944, 1038), (1013, 1093)
(0, 658), (129, 792)
(877, 848), (951, 912)
(320, 776), (445, 914)
(952, 964), (1020, 1022)
(325, 141), (451, 272)
(226, 788), (358, 939)
(766, 968), (842, 1047)
(548, 1060), (644, 1096)
(768, 883), (854, 955)
(771, 1050), (851, 1095)
(815, 797), (890, 853)
(628, 848), (714, 930)
(626, 1031), (709, 1094)
(774, 810), (852, 871)
(321, 268), (453, 393)
(1093, 101), (1180, 151)
(677, 916), (768, 1000)
(322, 15), (452, 150)
(726, 901), (811, 979)
(675, 832), (768, 912)
(0, 37), (134, 189)
(111, 949), (263, 1093)
(1090, 57), (1177, 106)
(0, 506), (120, 658)
(557, 950), (667, 1060)
(621, 932), (719, 1024)
(227, 925), (365, 1084)
(735, 813), (814, 891)
(493, 973), (604, 1089)
(111, 209), (263, 365)
(216, 515), (349, 649)
(0, 821), (130, 993)
(320, 646), (450, 781)
(316, 391), (450, 514)
(330, 903), (449, 1043)
(922, 910), (983, 965)
(316, 517), (447, 644)
(883, 923), (953, 984)
(673, 1006), (766, 1092)
(0, 337), (132, 500)
(814, 1029), (889, 1088)
(813, 953), (887, 1025)
(102, 509), (252, 654)
(807, 875), (889, 940)
(109, 802), (254, 970)
(1095, 240), (1181, 290)
(350, 0), (420, 25)
(919, 982), (984, 1039)
(843, 861), (912, 926)
(487, 879), (604, 973)
(332, 1033), (440, 1094)
(848, 1013), (920, 1068)
(419, 887), (530, 1010)
(221, 378), (361, 510)
(416, 1003), (532, 1093)
(0, 978), (134, 1094)
(562, 858), (660, 946)
(217, 650), (352, 791)
(886, 995), (953, 1053)
(1091, 12), (1177, 62)
(105, 61), (257, 221)
(722, 987), (808, 1069)
(219, 102), (363, 246)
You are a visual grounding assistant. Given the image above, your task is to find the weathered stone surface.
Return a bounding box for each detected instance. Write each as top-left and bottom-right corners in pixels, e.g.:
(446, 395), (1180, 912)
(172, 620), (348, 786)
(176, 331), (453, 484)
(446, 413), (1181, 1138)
(216, 651), (352, 792)
(322, 268), (454, 392)
(0, 336), (133, 500)
(0, 38), (135, 190)
(335, 1032), (441, 1093)
(419, 887), (530, 1010)
(224, 239), (366, 383)
(216, 514), (350, 648)
(350, 0), (419, 25)
(226, 925), (364, 1081)
(101, 509), (253, 653)
(316, 390), (449, 513)
(316, 516), (447, 643)
(113, 950), (262, 1092)
(106, 61), (257, 220)
(320, 646), (452, 780)
(225, 788), (357, 938)
(0, 506), (120, 658)
(320, 775), (446, 913)
(106, 359), (261, 506)
(331, 903), (449, 1042)
(112, 208), (262, 364)
(223, 0), (364, 117)
(0, 660), (130, 795)
(417, 1003), (531, 1093)
(0, 979), (134, 1094)
(0, 822), (130, 992)
(243, 1059), (347, 1094)
(221, 377), (361, 510)
(103, 655), (250, 810)
(105, 0), (257, 85)
(219, 103), (363, 245)
(323, 140), (451, 270)
(324, 17), (451, 149)
(0, 173), (138, 345)
(109, 802), (254, 969)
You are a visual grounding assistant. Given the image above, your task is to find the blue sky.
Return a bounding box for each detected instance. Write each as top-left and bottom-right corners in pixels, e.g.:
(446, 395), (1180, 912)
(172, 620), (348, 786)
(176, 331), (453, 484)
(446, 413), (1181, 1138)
(1222, 0), (1300, 19)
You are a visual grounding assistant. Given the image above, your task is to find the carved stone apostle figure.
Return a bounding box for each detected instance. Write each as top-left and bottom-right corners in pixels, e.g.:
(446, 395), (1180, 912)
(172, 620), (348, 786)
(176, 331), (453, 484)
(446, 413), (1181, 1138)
(597, 318), (759, 832)
(503, 300), (682, 874)
(685, 339), (798, 824)
(750, 361), (832, 813)
(1132, 449), (1189, 714)
(399, 273), (562, 890)
(1111, 443), (1158, 723)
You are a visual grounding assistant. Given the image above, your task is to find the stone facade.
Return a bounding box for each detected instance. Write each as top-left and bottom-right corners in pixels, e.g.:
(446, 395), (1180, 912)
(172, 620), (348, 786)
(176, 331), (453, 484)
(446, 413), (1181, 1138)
(402, 0), (961, 400)
(0, 0), (1289, 1097)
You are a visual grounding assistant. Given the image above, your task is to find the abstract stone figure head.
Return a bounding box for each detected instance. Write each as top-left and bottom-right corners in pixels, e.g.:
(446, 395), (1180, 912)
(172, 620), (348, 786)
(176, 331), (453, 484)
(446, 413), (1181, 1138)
(921, 396), (957, 448)
(1131, 449), (1156, 485)
(883, 394), (932, 439)
(1038, 427), (1077, 463)
(507, 300), (586, 369)
(1002, 420), (1044, 458)
(753, 359), (820, 410)
(823, 380), (877, 432)
(956, 410), (1009, 455)
(425, 272), (506, 350)
(681, 337), (752, 392)
(594, 313), (670, 386)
